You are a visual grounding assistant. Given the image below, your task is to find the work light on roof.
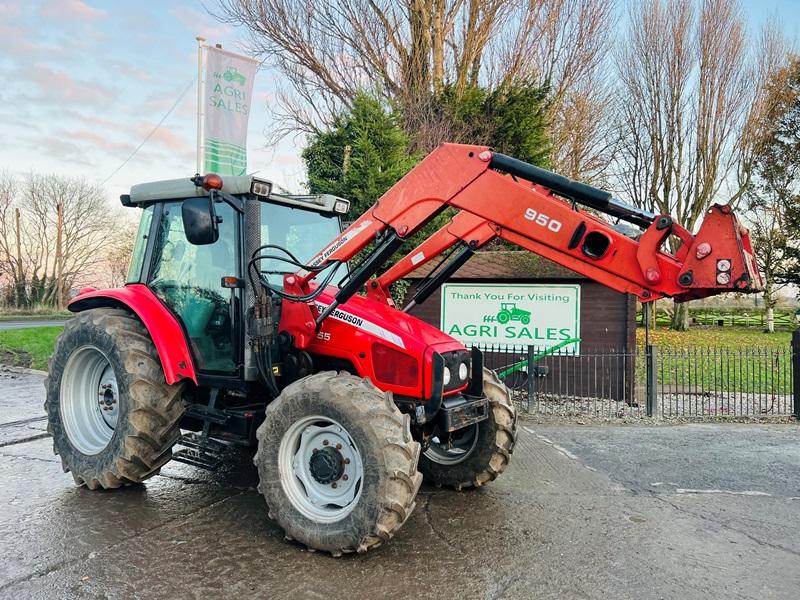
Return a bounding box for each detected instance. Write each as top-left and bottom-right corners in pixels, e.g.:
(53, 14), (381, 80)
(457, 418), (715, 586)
(251, 179), (273, 199)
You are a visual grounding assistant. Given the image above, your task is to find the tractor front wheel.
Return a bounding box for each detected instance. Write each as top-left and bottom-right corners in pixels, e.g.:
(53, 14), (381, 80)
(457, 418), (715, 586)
(255, 372), (422, 556)
(44, 308), (186, 489)
(418, 368), (516, 490)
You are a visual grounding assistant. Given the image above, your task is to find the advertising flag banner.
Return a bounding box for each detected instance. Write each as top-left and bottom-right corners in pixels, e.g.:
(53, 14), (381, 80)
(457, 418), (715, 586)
(202, 46), (258, 175)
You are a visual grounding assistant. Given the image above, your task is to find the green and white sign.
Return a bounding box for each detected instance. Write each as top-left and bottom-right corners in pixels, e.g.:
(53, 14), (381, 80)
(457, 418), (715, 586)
(441, 283), (581, 353)
(202, 45), (258, 176)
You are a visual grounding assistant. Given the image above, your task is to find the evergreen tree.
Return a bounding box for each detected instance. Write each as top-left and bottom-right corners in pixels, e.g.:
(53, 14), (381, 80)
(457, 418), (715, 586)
(437, 79), (551, 167)
(303, 92), (419, 217)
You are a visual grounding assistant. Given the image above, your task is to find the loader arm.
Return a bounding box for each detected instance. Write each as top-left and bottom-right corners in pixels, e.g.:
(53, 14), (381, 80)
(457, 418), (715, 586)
(282, 143), (761, 348)
(365, 211), (499, 307)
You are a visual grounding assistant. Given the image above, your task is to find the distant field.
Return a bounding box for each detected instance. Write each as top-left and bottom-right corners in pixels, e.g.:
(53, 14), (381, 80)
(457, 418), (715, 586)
(0, 326), (63, 371)
(636, 326), (792, 350)
(638, 307), (798, 330)
(635, 326), (793, 395)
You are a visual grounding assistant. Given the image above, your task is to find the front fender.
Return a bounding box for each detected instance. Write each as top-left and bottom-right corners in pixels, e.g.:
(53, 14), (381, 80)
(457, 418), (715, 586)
(68, 284), (197, 385)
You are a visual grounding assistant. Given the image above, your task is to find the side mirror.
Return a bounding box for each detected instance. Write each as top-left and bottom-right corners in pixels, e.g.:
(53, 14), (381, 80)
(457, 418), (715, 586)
(182, 196), (219, 245)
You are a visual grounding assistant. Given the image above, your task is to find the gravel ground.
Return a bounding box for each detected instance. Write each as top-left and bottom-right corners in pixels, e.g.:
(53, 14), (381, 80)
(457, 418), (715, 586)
(511, 390), (797, 422)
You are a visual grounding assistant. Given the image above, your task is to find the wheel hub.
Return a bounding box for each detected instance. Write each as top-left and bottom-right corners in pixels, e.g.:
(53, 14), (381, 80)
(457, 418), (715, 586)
(97, 364), (119, 429)
(61, 346), (119, 455)
(308, 446), (345, 484)
(278, 416), (364, 524)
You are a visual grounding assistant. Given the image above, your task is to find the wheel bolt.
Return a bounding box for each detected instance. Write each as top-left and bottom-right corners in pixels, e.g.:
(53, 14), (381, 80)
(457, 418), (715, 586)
(331, 482), (337, 489)
(336, 443), (342, 450)
(312, 448), (318, 453)
(344, 458), (350, 464)
(323, 440), (329, 446)
(343, 474), (348, 481)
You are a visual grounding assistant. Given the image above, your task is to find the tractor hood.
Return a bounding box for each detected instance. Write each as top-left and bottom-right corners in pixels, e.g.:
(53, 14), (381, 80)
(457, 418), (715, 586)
(311, 286), (464, 354)
(298, 286), (469, 400)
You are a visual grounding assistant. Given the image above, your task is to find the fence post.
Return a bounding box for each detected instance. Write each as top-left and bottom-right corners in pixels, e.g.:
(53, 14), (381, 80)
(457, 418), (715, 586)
(646, 344), (658, 417)
(792, 330), (800, 419)
(526, 345), (535, 412)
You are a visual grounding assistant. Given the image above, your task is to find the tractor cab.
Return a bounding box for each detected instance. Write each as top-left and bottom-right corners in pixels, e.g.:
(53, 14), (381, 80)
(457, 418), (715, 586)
(121, 174), (349, 381)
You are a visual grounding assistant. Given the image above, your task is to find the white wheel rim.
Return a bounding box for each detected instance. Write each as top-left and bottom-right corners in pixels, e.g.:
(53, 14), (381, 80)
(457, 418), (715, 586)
(60, 345), (119, 455)
(424, 424), (479, 465)
(278, 415), (364, 524)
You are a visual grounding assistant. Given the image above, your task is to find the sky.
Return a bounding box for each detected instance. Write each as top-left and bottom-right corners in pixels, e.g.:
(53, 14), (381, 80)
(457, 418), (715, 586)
(0, 0), (306, 208)
(1, 0), (799, 211)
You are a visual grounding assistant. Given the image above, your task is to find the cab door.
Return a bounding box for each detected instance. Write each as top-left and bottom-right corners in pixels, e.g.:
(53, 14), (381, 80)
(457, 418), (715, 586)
(147, 200), (241, 374)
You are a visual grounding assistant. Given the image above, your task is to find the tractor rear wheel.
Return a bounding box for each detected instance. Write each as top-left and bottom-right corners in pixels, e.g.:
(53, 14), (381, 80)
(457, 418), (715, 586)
(255, 371), (422, 556)
(44, 308), (186, 489)
(418, 368), (516, 490)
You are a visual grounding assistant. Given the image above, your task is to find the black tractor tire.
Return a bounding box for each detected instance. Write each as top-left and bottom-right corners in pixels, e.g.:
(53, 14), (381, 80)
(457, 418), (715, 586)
(44, 308), (186, 490)
(255, 371), (422, 556)
(418, 368), (516, 490)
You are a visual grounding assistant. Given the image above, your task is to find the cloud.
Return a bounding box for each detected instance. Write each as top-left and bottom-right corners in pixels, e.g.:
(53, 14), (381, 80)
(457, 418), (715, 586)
(26, 135), (95, 168)
(26, 63), (116, 106)
(65, 129), (131, 154)
(41, 0), (107, 22)
(170, 5), (232, 40)
(0, 1), (23, 19)
(0, 24), (62, 59)
(136, 124), (195, 157)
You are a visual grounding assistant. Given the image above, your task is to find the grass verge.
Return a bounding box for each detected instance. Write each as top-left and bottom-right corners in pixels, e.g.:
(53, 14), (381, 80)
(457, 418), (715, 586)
(0, 326), (63, 371)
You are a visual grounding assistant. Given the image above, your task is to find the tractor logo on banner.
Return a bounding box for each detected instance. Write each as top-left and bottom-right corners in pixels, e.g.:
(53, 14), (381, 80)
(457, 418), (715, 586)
(222, 67), (247, 86)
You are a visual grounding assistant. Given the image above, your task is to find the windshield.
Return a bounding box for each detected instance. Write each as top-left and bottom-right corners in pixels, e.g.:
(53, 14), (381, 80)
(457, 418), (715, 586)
(260, 202), (343, 286)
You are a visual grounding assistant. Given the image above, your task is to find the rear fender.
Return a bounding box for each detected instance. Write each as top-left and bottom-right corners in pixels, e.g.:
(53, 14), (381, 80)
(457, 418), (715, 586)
(68, 283), (197, 385)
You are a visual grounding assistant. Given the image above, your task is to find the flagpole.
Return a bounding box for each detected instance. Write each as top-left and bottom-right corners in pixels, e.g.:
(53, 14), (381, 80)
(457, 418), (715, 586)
(196, 35), (205, 174)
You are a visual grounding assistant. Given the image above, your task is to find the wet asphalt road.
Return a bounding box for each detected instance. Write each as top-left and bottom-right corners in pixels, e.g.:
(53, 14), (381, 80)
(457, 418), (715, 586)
(1, 368), (799, 600)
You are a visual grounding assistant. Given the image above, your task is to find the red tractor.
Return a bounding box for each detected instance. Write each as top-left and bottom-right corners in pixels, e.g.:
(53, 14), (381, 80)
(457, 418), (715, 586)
(44, 144), (760, 555)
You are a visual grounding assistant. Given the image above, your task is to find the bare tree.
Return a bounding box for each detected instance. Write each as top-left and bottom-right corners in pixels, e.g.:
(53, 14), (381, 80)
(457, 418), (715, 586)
(747, 202), (793, 332)
(0, 172), (24, 306)
(214, 0), (616, 176)
(1, 174), (116, 308)
(744, 55), (800, 332)
(613, 0), (789, 329)
(103, 220), (139, 289)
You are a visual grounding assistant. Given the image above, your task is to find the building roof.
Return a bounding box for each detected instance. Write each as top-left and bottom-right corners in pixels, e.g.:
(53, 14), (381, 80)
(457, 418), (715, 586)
(405, 250), (584, 280)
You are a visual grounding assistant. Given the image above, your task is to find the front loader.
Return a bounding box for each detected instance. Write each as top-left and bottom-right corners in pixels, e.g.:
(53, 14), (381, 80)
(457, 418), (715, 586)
(44, 144), (761, 555)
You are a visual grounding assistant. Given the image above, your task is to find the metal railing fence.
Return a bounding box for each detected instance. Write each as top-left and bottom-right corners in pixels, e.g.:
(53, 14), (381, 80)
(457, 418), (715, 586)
(480, 340), (798, 419)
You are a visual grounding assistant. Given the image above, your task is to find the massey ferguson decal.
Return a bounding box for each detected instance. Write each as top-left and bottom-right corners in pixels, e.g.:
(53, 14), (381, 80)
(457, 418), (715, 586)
(315, 301), (405, 349)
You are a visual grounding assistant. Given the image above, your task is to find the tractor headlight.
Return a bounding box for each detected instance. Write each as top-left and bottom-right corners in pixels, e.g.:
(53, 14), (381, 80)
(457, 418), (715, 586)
(443, 367), (451, 386)
(458, 363), (469, 381)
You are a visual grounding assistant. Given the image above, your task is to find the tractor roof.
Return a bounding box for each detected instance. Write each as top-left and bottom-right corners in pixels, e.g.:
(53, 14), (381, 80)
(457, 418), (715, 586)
(122, 175), (350, 215)
(126, 175), (262, 204)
